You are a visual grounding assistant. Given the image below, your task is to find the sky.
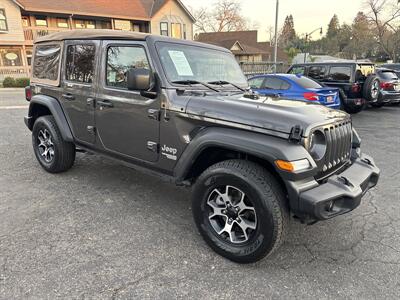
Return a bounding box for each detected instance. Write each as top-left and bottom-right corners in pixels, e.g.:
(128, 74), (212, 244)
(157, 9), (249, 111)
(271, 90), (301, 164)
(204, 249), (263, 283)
(181, 0), (366, 41)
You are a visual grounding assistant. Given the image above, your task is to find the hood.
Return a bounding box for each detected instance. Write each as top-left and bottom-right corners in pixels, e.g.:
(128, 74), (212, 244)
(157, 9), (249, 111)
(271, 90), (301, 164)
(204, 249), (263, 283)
(185, 93), (349, 137)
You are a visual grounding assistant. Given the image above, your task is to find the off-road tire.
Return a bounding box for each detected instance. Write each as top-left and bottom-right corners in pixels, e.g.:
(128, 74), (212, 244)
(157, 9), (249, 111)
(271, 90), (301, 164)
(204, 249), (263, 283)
(32, 115), (75, 173)
(344, 103), (364, 114)
(362, 75), (380, 102)
(192, 159), (289, 263)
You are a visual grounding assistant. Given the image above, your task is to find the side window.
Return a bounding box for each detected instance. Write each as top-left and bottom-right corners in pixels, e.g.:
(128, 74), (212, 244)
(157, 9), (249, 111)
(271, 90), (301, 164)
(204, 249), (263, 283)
(32, 44), (61, 82)
(327, 66), (351, 82)
(264, 77), (290, 90)
(248, 77), (264, 89)
(308, 66), (327, 80)
(106, 46), (150, 89)
(289, 66), (305, 75)
(160, 22), (169, 36)
(0, 9), (8, 31)
(66, 44), (96, 84)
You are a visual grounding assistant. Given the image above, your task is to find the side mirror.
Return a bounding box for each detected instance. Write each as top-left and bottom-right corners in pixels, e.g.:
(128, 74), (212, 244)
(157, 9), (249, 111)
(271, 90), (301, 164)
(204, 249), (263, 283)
(127, 68), (153, 91)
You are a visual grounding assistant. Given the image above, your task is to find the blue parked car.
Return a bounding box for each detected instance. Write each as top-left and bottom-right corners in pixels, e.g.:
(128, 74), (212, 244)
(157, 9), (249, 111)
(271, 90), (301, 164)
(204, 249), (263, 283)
(248, 74), (341, 109)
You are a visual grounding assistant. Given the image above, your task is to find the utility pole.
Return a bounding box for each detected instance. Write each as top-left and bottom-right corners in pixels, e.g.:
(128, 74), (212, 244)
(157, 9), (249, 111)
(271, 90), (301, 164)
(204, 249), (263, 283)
(273, 0), (279, 73)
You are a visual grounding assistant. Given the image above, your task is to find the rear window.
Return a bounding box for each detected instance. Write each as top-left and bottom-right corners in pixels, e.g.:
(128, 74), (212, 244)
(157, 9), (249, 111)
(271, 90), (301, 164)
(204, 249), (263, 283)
(288, 66), (305, 75)
(32, 44), (61, 83)
(291, 76), (322, 89)
(378, 71), (398, 80)
(382, 64), (400, 71)
(327, 66), (351, 82)
(308, 66), (327, 80)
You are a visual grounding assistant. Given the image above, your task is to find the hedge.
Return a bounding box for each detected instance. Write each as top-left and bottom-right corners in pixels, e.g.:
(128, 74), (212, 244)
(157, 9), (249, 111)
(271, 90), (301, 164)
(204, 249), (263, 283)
(2, 77), (30, 88)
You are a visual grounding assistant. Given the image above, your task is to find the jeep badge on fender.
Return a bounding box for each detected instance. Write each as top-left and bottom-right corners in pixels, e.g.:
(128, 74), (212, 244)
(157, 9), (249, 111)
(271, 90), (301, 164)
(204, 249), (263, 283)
(24, 30), (380, 263)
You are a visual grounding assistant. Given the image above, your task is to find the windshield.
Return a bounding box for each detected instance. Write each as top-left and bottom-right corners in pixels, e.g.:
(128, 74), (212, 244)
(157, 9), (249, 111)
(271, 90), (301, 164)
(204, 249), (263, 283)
(156, 42), (248, 87)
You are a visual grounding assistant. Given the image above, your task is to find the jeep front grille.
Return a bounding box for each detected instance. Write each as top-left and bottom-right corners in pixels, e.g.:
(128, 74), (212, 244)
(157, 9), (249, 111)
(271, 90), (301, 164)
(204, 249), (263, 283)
(316, 120), (352, 179)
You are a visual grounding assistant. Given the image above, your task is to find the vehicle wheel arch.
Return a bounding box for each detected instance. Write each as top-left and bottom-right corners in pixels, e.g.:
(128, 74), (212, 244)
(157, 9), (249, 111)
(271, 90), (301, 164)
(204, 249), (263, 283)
(27, 94), (74, 142)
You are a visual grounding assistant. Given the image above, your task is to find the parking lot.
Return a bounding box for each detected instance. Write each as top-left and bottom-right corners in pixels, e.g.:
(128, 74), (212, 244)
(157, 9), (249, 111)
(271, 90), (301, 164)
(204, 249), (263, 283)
(0, 89), (399, 299)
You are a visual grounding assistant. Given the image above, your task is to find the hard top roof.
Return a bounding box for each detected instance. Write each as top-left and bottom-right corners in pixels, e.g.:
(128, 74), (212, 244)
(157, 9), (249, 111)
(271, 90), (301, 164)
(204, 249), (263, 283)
(35, 29), (151, 43)
(292, 61), (374, 66)
(34, 29), (232, 53)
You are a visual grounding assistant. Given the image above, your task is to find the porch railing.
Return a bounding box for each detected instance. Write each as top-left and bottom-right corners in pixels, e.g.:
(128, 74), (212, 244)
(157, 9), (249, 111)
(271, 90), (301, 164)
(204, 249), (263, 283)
(0, 67), (31, 82)
(23, 27), (69, 41)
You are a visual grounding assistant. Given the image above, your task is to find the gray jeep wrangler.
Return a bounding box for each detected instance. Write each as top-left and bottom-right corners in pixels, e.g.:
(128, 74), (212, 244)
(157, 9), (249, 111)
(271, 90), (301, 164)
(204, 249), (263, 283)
(24, 30), (380, 263)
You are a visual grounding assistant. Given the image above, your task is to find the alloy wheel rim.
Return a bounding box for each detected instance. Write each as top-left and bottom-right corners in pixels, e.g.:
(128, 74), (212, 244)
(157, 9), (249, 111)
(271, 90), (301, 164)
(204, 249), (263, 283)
(207, 185), (257, 244)
(37, 129), (55, 163)
(371, 81), (379, 98)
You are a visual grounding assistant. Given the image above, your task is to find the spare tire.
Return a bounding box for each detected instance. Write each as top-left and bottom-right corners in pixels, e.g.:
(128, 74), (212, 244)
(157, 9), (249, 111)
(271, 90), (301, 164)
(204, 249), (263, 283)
(362, 75), (380, 102)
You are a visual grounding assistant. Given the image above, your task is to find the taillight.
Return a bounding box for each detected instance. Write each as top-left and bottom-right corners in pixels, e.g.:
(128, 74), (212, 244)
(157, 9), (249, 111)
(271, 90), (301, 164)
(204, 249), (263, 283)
(25, 86), (32, 101)
(380, 82), (394, 90)
(303, 92), (319, 101)
(351, 83), (361, 93)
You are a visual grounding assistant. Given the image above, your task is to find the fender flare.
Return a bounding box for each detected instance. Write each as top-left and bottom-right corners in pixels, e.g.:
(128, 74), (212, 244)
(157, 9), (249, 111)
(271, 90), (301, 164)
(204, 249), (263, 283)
(26, 94), (74, 142)
(174, 127), (316, 182)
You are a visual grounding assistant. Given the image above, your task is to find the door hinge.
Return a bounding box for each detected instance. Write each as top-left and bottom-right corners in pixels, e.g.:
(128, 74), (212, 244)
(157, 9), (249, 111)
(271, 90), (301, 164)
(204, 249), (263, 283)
(148, 109), (160, 121)
(289, 125), (303, 143)
(147, 141), (159, 153)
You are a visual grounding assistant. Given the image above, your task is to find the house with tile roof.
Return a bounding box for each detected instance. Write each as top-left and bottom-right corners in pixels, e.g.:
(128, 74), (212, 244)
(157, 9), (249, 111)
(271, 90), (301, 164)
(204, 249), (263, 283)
(0, 0), (195, 81)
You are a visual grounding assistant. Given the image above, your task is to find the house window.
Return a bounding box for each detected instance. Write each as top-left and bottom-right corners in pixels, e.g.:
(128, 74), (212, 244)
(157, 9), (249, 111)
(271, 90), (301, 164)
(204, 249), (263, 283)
(75, 20), (95, 29)
(106, 46), (149, 89)
(21, 16), (30, 27)
(35, 16), (48, 27)
(114, 19), (131, 31)
(57, 18), (69, 28)
(160, 22), (168, 36)
(26, 50), (32, 66)
(66, 44), (96, 83)
(183, 24), (186, 39)
(171, 23), (181, 38)
(0, 48), (22, 66)
(133, 24), (140, 32)
(0, 9), (8, 31)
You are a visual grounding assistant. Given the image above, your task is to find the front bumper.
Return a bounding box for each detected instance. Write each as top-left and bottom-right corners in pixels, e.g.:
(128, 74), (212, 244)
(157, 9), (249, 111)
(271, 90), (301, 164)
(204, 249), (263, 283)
(297, 154), (380, 220)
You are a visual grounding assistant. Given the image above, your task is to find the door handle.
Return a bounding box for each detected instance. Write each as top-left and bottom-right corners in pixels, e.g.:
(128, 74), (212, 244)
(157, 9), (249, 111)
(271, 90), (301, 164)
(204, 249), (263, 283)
(62, 93), (75, 101)
(97, 100), (114, 108)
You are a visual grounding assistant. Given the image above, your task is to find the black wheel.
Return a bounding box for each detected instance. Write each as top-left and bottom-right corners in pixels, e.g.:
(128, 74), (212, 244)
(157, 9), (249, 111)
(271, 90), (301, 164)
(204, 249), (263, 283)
(362, 75), (380, 102)
(192, 159), (288, 263)
(32, 115), (75, 173)
(344, 104), (364, 114)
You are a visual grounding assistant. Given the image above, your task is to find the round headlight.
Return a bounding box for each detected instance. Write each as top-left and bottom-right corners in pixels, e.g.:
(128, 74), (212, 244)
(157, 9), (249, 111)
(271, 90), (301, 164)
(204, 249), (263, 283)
(309, 130), (327, 161)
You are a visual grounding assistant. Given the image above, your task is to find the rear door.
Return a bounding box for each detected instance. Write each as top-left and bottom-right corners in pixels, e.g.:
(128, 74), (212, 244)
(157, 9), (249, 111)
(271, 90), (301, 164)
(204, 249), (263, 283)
(61, 40), (99, 144)
(94, 40), (160, 162)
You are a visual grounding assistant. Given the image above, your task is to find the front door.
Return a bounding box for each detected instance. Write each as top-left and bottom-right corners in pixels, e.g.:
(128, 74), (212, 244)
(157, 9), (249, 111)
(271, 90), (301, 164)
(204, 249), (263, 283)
(95, 41), (160, 162)
(61, 40), (99, 144)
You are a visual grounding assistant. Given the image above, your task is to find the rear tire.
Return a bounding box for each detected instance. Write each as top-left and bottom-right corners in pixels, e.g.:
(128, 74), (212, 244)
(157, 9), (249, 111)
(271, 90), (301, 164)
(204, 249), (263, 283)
(192, 159), (288, 263)
(344, 103), (364, 114)
(32, 115), (75, 173)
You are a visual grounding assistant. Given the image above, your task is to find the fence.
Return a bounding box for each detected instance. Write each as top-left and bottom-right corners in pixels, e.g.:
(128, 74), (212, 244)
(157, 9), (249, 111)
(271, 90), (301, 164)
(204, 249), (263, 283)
(239, 61), (288, 78)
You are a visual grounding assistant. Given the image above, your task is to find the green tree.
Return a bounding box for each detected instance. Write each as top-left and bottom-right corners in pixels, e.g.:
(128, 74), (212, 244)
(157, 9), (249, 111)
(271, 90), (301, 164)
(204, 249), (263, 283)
(279, 15), (296, 48)
(327, 14), (340, 38)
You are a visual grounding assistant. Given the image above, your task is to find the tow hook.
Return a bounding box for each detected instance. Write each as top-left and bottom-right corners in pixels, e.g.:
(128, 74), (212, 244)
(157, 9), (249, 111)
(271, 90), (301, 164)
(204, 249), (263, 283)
(338, 176), (354, 187)
(361, 157), (373, 166)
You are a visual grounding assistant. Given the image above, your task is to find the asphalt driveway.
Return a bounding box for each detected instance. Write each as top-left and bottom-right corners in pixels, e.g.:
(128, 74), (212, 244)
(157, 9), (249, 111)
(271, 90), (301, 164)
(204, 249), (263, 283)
(0, 89), (399, 299)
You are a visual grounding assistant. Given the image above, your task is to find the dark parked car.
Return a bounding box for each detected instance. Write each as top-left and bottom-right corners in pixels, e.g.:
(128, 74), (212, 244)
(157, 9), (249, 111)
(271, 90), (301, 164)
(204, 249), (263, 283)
(380, 63), (400, 78)
(248, 74), (341, 109)
(373, 68), (400, 106)
(288, 62), (380, 114)
(24, 30), (379, 263)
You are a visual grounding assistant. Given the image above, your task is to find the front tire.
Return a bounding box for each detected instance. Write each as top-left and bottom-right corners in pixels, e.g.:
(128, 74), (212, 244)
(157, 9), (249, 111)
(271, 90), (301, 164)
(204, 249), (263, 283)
(192, 160), (288, 263)
(32, 115), (76, 173)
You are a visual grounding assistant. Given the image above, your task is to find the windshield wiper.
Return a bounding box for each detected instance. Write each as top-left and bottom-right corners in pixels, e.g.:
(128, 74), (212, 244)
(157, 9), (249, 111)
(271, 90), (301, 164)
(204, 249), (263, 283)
(171, 80), (220, 92)
(208, 80), (246, 92)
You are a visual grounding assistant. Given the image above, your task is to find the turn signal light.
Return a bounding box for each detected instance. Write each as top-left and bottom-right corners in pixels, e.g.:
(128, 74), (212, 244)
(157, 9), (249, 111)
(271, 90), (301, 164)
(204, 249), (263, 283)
(275, 159), (311, 172)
